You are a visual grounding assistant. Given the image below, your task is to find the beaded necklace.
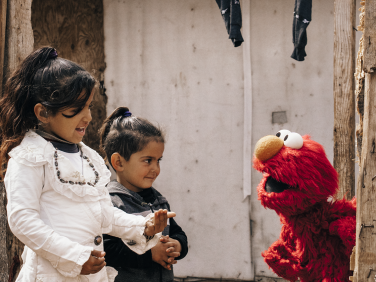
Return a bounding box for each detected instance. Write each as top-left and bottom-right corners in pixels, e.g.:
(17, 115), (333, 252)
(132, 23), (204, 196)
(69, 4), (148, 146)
(53, 147), (100, 187)
(34, 130), (100, 187)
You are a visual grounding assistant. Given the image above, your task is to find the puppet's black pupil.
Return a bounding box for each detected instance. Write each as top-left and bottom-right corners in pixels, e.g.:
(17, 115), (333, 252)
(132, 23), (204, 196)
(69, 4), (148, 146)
(284, 135), (289, 141)
(265, 177), (291, 193)
(276, 132), (281, 137)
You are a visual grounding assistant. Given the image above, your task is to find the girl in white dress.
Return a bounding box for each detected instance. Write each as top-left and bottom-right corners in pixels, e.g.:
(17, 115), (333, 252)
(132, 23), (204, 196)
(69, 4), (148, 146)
(0, 47), (175, 282)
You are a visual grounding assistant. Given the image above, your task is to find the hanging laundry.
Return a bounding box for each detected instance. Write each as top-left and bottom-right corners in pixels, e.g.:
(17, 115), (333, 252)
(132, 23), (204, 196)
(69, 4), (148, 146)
(215, 0), (244, 47)
(291, 0), (312, 61)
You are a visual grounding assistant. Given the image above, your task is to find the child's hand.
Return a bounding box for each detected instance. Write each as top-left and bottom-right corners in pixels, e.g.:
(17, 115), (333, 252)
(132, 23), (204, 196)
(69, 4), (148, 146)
(80, 250), (106, 275)
(160, 235), (182, 266)
(151, 236), (179, 270)
(144, 209), (176, 237)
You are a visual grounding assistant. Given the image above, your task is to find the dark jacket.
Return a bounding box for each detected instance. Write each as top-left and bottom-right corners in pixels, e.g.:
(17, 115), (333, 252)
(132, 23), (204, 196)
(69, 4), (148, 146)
(215, 0), (244, 47)
(291, 0), (312, 61)
(103, 180), (188, 282)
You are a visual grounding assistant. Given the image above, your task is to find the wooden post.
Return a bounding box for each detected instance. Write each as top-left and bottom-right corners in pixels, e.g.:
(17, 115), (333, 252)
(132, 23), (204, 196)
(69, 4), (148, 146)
(0, 182), (8, 282)
(3, 0), (34, 79)
(2, 0), (34, 281)
(333, 0), (356, 201)
(353, 1), (376, 281)
(354, 72), (376, 281)
(0, 0), (9, 280)
(0, 0), (7, 94)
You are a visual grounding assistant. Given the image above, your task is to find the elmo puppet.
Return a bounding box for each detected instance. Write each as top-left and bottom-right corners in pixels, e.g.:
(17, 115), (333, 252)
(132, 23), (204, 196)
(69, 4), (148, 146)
(253, 130), (356, 282)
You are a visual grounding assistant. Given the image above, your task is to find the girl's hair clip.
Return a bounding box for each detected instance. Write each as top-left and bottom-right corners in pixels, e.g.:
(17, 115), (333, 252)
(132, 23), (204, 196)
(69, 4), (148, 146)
(48, 50), (58, 59)
(123, 111), (132, 117)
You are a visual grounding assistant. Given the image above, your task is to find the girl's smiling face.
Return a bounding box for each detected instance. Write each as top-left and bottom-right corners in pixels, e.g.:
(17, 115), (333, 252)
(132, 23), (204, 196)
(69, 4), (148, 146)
(36, 90), (94, 144)
(113, 141), (164, 193)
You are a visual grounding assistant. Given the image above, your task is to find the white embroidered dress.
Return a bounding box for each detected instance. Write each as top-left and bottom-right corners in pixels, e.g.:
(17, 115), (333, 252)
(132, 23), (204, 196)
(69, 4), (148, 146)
(5, 131), (161, 282)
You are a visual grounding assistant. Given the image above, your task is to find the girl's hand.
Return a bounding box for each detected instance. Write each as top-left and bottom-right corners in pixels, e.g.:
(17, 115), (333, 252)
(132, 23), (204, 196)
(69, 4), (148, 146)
(80, 250), (106, 275)
(144, 209), (176, 237)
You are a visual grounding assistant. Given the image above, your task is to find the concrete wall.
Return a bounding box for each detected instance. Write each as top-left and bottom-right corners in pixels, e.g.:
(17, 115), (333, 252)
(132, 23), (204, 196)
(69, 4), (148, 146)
(103, 0), (348, 280)
(103, 0), (252, 280)
(249, 0), (335, 278)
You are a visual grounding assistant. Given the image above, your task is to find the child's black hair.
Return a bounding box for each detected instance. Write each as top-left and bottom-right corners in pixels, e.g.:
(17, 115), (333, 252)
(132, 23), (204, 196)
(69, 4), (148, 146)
(0, 46), (96, 177)
(99, 107), (164, 168)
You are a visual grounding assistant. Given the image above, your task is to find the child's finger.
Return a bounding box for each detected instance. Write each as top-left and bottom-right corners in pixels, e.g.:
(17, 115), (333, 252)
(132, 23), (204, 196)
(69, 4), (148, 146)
(167, 212), (176, 218)
(92, 256), (106, 267)
(91, 260), (106, 273)
(154, 210), (163, 231)
(154, 210), (161, 224)
(167, 257), (178, 264)
(91, 250), (105, 258)
(160, 235), (170, 242)
(159, 209), (167, 223)
(157, 210), (168, 230)
(159, 260), (171, 270)
(166, 246), (175, 253)
(164, 242), (177, 249)
(167, 251), (180, 258)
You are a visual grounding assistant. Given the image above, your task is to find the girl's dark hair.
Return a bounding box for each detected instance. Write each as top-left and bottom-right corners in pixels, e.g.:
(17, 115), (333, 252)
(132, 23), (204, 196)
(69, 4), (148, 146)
(99, 107), (164, 167)
(0, 46), (96, 177)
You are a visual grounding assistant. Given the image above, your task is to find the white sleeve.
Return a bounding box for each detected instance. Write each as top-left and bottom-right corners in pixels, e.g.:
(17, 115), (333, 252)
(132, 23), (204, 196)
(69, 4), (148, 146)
(107, 207), (161, 254)
(5, 159), (92, 278)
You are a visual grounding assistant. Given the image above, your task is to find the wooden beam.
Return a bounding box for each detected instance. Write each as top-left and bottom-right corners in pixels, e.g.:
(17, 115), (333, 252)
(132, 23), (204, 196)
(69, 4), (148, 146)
(354, 72), (376, 281)
(0, 0), (9, 279)
(353, 0), (376, 280)
(363, 0), (376, 72)
(333, 0), (356, 200)
(0, 0), (7, 95)
(2, 0), (33, 281)
(0, 183), (8, 282)
(3, 0), (34, 79)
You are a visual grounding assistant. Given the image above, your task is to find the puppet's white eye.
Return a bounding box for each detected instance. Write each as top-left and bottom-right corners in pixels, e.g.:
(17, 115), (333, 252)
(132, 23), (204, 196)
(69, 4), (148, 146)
(276, 130), (291, 141)
(283, 132), (303, 149)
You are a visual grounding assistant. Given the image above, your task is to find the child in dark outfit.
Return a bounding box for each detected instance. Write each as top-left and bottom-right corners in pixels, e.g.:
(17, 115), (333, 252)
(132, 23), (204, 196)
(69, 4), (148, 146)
(100, 107), (188, 282)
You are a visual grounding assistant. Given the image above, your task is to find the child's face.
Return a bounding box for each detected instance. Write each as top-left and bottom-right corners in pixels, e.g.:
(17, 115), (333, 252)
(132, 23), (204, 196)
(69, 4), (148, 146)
(41, 91), (94, 144)
(117, 141), (164, 192)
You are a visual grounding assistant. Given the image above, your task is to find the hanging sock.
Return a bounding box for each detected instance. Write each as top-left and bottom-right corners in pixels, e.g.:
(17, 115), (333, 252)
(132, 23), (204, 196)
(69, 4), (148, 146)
(216, 0), (244, 47)
(291, 0), (312, 61)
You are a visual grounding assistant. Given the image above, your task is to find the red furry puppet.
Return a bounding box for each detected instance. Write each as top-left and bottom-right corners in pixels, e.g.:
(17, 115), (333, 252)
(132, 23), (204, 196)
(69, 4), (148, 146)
(253, 130), (356, 282)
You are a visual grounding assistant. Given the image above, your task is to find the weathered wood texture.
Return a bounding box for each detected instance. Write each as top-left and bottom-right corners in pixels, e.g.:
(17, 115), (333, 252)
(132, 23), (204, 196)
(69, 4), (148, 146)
(32, 0), (107, 154)
(2, 1), (34, 281)
(3, 0), (34, 82)
(363, 0), (376, 72)
(0, 1), (8, 280)
(353, 73), (376, 281)
(0, 183), (8, 282)
(0, 0), (7, 95)
(333, 0), (356, 200)
(355, 0), (365, 174)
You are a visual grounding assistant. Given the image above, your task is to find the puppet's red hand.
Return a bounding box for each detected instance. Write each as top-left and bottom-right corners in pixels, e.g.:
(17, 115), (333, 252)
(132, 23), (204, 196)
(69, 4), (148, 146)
(329, 216), (356, 254)
(262, 239), (299, 282)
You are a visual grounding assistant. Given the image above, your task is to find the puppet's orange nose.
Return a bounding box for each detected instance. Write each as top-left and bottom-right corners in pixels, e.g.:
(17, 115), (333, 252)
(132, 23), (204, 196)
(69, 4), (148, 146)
(254, 135), (284, 161)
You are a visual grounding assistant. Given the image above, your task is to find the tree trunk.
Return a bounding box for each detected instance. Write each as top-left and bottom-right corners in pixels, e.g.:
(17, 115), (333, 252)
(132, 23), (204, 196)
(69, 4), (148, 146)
(0, 0), (7, 94)
(2, 0), (34, 280)
(0, 182), (8, 282)
(333, 0), (356, 201)
(0, 0), (9, 281)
